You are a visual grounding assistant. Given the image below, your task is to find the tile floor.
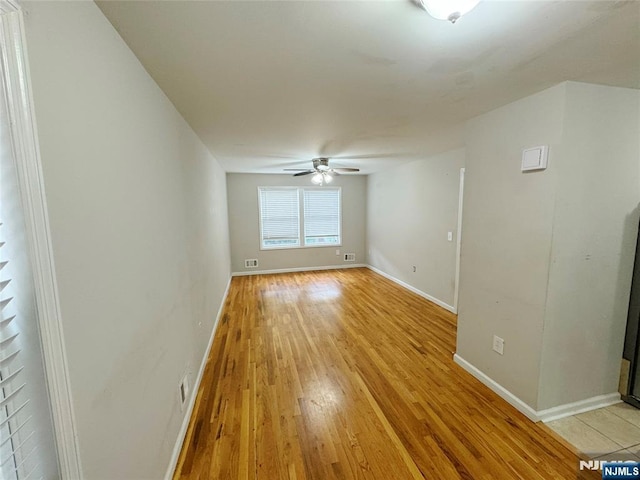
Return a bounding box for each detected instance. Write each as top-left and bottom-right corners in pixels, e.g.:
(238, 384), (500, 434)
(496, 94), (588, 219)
(546, 402), (640, 461)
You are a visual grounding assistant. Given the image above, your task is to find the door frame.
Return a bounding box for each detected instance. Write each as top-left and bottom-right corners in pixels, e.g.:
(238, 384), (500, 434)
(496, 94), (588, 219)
(453, 167), (465, 313)
(0, 2), (82, 477)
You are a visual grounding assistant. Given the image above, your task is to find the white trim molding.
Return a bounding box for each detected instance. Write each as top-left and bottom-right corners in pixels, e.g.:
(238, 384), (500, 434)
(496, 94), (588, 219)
(454, 354), (622, 423)
(164, 275), (233, 480)
(367, 265), (456, 314)
(232, 263), (367, 277)
(538, 393), (621, 423)
(453, 167), (465, 313)
(453, 354), (539, 421)
(0, 3), (83, 478)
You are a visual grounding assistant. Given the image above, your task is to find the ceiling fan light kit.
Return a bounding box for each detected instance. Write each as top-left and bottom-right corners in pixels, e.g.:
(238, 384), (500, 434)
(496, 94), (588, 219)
(419, 0), (481, 23)
(311, 172), (333, 185)
(285, 157), (359, 185)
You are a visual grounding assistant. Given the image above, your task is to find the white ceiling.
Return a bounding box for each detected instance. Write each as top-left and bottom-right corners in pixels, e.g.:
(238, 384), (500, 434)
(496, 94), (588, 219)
(96, 0), (640, 175)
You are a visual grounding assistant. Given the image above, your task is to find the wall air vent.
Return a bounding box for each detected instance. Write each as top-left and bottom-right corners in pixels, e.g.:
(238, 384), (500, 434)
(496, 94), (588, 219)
(245, 259), (259, 268)
(344, 253), (355, 262)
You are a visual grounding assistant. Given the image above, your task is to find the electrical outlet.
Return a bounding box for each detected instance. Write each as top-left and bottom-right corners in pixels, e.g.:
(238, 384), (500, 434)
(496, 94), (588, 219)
(492, 335), (504, 355)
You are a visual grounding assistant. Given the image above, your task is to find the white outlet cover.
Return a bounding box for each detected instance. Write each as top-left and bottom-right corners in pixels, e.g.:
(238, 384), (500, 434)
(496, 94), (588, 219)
(492, 335), (504, 355)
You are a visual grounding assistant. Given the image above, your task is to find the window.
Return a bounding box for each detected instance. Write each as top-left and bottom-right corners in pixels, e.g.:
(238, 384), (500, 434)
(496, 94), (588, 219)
(258, 187), (341, 249)
(303, 188), (340, 246)
(0, 57), (60, 479)
(259, 188), (300, 248)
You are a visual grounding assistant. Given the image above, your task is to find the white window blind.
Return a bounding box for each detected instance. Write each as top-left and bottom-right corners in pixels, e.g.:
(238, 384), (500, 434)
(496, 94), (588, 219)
(259, 188), (300, 249)
(303, 188), (341, 246)
(0, 40), (59, 478)
(0, 221), (37, 480)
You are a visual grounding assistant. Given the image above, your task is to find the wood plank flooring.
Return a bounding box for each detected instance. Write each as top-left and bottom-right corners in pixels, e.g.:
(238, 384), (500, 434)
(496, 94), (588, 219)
(173, 268), (597, 479)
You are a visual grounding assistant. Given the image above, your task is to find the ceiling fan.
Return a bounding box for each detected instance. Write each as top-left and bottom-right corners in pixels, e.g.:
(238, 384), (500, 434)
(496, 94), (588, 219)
(284, 157), (359, 184)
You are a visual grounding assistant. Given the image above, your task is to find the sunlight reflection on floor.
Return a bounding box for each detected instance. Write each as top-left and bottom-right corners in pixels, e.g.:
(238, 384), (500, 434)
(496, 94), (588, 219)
(261, 278), (343, 303)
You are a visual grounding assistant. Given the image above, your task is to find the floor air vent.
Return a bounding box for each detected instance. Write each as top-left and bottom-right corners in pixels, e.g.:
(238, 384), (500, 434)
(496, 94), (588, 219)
(245, 259), (259, 268)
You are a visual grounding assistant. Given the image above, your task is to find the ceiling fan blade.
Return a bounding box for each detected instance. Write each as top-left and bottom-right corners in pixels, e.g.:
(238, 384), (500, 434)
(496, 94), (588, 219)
(293, 170), (315, 176)
(331, 153), (413, 160)
(332, 167), (360, 173)
(284, 168), (312, 171)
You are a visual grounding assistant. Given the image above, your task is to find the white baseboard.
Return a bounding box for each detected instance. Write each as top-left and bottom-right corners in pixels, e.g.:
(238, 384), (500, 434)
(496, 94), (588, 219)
(538, 393), (621, 423)
(164, 275), (232, 480)
(366, 265), (456, 314)
(232, 263), (367, 276)
(453, 354), (622, 423)
(453, 354), (540, 422)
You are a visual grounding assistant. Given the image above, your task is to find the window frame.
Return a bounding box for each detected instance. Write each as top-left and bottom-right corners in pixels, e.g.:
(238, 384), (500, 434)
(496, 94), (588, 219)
(257, 186), (342, 251)
(0, 4), (81, 477)
(302, 187), (342, 248)
(257, 186), (301, 250)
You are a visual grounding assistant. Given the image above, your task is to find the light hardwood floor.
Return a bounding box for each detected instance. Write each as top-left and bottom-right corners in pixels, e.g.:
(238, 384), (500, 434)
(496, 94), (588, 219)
(174, 268), (597, 479)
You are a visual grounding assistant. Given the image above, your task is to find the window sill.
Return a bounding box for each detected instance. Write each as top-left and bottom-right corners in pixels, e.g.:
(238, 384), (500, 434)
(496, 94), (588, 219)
(260, 244), (343, 251)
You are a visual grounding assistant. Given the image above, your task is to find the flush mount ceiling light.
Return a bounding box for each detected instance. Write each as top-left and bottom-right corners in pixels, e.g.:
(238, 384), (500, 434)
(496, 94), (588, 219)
(419, 0), (481, 23)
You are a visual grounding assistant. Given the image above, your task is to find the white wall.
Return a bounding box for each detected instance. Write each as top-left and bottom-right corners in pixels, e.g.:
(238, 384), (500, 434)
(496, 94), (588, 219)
(23, 2), (231, 478)
(457, 81), (640, 413)
(537, 83), (640, 409)
(227, 173), (366, 273)
(367, 149), (465, 309)
(456, 84), (565, 409)
(21, 4), (638, 474)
